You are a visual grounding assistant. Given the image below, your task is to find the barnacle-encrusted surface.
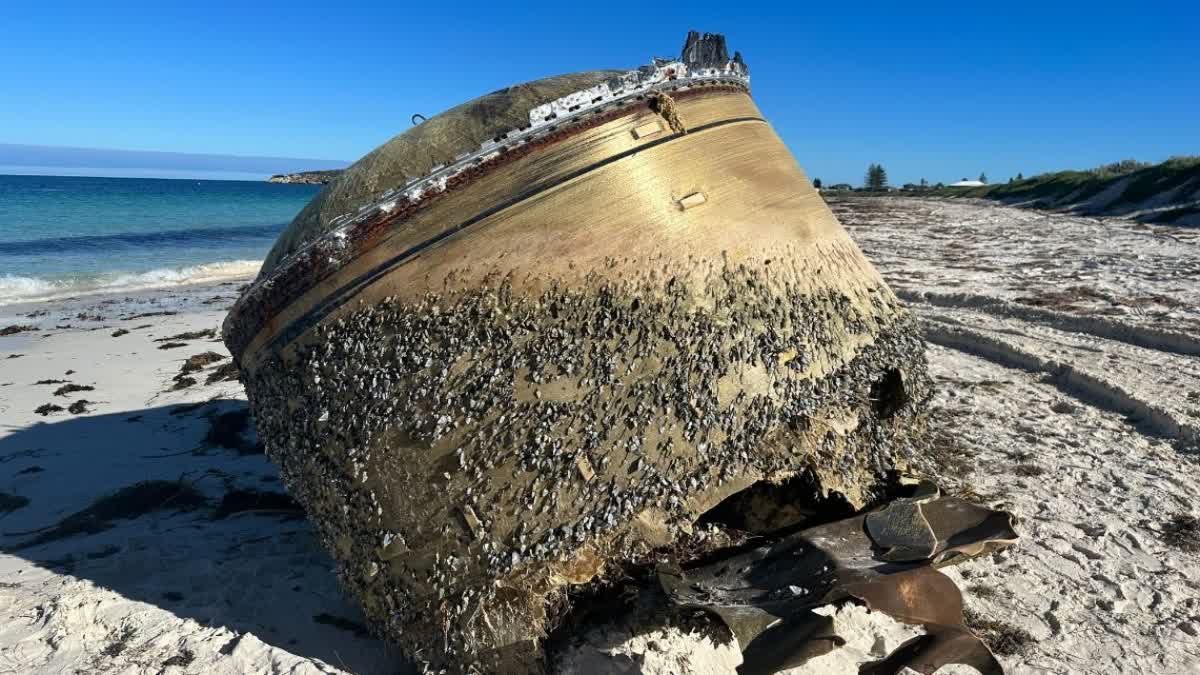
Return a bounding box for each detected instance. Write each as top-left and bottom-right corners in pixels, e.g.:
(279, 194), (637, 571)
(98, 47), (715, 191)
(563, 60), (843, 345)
(243, 254), (930, 672)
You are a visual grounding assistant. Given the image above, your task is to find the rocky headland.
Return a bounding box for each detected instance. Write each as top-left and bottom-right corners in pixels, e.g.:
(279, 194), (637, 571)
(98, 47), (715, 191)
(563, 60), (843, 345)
(266, 170), (342, 185)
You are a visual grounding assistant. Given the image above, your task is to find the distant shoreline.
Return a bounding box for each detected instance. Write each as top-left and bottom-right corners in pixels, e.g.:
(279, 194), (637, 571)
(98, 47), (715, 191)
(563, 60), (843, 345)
(0, 168), (319, 183)
(266, 169), (342, 185)
(0, 142), (345, 181)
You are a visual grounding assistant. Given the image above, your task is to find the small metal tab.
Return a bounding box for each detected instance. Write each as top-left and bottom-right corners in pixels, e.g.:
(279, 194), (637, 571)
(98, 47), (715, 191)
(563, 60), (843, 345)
(576, 456), (596, 481)
(461, 506), (482, 537)
(631, 121), (665, 140)
(677, 191), (708, 210)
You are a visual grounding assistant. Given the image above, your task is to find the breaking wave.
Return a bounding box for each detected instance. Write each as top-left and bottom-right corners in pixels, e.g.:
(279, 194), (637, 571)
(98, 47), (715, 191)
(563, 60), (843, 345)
(0, 260), (261, 305)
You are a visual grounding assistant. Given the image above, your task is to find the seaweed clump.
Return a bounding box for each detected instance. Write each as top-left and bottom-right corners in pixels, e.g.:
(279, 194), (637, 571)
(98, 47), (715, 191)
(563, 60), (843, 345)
(963, 607), (1036, 657)
(213, 488), (302, 519)
(156, 329), (217, 342)
(170, 351), (229, 390)
(12, 480), (206, 550)
(0, 491), (30, 514)
(181, 351), (227, 375)
(205, 361), (240, 384)
(1162, 513), (1200, 553)
(203, 408), (262, 454)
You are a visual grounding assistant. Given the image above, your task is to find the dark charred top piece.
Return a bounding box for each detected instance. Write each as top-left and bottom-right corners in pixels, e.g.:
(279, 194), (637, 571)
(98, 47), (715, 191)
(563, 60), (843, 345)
(681, 30), (729, 71)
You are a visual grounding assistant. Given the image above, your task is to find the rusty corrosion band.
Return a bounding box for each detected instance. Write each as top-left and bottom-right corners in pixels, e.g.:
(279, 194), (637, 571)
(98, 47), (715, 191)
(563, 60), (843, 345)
(255, 114), (767, 358)
(224, 83), (751, 361)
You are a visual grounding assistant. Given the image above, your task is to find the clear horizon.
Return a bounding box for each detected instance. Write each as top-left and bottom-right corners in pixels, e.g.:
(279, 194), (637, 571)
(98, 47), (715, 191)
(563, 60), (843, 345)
(0, 166), (301, 182)
(2, 2), (1196, 186)
(0, 142), (346, 182)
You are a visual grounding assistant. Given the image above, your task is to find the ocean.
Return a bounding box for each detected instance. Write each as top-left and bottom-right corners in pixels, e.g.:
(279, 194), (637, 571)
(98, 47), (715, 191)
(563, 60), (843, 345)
(0, 174), (318, 304)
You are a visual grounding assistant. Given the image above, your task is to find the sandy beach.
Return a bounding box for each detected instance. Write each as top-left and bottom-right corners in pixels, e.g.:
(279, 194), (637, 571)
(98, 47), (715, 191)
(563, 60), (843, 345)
(0, 281), (402, 674)
(833, 196), (1200, 673)
(2, 196), (1198, 674)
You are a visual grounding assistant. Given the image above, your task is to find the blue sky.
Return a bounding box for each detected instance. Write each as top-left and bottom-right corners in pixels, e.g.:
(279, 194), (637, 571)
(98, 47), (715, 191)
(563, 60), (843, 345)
(1, 1), (1196, 185)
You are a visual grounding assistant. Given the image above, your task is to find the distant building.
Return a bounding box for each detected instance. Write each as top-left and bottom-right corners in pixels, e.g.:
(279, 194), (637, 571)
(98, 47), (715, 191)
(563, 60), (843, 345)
(949, 179), (985, 187)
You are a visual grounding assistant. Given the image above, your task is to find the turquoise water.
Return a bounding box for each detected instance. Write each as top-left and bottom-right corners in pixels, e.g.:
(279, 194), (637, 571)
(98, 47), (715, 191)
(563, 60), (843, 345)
(0, 174), (318, 303)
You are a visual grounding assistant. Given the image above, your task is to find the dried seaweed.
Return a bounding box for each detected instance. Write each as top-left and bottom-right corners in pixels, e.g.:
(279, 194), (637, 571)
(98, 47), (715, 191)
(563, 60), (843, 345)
(1013, 464), (1046, 477)
(10, 480), (206, 549)
(203, 409), (262, 454)
(205, 361), (240, 384)
(312, 613), (371, 639)
(156, 329), (216, 342)
(180, 351), (226, 375)
(1161, 513), (1200, 553)
(0, 491), (30, 514)
(161, 649), (195, 668)
(170, 376), (197, 390)
(963, 608), (1036, 657)
(213, 488), (302, 519)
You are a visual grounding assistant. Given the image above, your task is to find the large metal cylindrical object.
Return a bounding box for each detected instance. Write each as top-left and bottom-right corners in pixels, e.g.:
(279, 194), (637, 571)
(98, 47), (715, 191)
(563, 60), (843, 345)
(225, 33), (930, 673)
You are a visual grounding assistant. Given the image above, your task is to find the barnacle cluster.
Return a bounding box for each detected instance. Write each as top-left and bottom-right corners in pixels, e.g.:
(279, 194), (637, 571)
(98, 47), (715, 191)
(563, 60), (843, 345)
(242, 250), (930, 672)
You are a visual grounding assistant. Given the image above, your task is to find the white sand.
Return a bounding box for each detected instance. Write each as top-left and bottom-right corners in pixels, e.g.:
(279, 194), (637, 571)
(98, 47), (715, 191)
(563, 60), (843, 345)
(834, 196), (1200, 673)
(1, 196), (1198, 673)
(0, 282), (401, 674)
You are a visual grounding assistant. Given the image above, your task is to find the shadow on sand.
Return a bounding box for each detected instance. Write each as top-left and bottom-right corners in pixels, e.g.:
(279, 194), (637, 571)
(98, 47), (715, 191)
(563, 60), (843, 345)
(0, 400), (414, 674)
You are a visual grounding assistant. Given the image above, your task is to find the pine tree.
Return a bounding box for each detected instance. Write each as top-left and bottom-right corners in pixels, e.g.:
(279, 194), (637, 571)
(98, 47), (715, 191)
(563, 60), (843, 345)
(813, 178), (822, 189)
(979, 172), (988, 184)
(1017, 172), (1024, 180)
(864, 163), (888, 191)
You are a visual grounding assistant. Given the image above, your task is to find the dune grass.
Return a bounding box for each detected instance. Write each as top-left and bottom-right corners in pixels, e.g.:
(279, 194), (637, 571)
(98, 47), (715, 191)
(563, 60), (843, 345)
(931, 157), (1200, 223)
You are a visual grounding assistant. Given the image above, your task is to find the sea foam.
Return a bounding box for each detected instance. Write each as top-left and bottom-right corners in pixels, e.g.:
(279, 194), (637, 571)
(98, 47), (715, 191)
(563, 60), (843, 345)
(0, 259), (261, 305)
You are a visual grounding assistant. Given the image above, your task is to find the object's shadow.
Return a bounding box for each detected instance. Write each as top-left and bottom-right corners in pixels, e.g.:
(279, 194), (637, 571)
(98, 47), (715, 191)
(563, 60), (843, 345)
(0, 401), (413, 675)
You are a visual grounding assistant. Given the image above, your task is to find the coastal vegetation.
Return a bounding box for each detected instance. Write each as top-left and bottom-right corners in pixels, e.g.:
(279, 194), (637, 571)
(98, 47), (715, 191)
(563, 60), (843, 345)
(932, 156), (1200, 225)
